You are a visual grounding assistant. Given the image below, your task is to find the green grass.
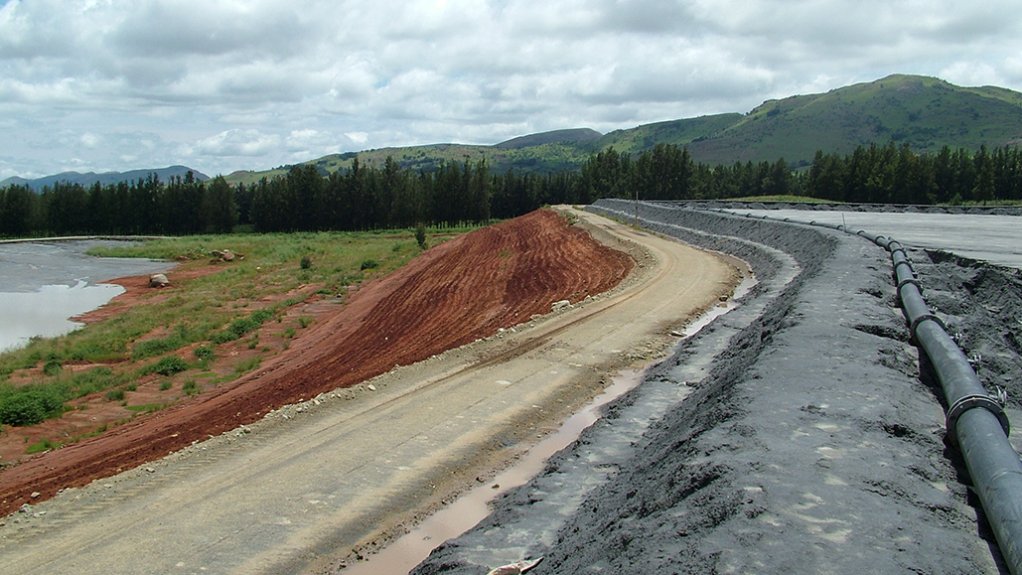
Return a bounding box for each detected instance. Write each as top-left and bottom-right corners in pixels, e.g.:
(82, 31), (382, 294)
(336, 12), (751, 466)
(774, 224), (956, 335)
(26, 438), (60, 454)
(0, 227), (476, 427)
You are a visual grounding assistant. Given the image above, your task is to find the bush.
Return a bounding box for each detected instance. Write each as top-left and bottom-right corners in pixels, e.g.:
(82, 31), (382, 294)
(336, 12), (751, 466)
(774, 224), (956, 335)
(360, 259), (379, 271)
(193, 345), (215, 362)
(0, 387), (66, 426)
(144, 356), (189, 376)
(300, 255), (313, 270)
(415, 223), (428, 250)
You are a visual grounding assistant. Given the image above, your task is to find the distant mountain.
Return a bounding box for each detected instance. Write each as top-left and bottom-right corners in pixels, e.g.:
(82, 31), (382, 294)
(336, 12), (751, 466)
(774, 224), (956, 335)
(222, 75), (1022, 186)
(1, 165), (210, 191)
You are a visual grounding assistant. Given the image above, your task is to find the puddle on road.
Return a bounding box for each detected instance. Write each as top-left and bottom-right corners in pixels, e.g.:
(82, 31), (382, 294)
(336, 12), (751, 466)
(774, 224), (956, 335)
(342, 273), (756, 575)
(341, 367), (646, 575)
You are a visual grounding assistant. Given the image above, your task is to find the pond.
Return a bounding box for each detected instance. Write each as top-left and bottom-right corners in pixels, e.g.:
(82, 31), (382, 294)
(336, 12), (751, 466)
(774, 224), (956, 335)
(0, 240), (173, 352)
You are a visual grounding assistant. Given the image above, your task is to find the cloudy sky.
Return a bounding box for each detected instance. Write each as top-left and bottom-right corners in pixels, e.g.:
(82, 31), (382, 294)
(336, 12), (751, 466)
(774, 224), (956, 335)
(2, 0), (1020, 180)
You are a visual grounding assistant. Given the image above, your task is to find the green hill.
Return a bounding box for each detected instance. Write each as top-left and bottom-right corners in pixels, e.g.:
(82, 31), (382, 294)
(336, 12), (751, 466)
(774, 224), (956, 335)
(224, 74), (1022, 186)
(684, 74), (1022, 166)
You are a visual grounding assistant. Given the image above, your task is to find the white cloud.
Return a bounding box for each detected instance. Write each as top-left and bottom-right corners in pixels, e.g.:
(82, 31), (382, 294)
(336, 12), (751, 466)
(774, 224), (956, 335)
(345, 132), (369, 145)
(80, 133), (100, 149)
(1, 0), (1021, 177)
(192, 129), (282, 157)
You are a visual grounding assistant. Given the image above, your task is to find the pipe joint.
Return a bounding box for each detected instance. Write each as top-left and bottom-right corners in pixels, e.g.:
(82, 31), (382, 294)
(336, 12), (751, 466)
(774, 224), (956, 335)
(946, 393), (1011, 444)
(909, 313), (946, 338)
(897, 276), (922, 292)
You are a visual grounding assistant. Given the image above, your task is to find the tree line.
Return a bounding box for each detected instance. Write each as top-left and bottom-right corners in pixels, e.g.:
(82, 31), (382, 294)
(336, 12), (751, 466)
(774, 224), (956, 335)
(2, 141), (1020, 237)
(0, 172), (236, 237)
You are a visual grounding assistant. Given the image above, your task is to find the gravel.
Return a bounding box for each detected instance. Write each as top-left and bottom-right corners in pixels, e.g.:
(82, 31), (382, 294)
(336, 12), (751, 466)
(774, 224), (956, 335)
(412, 199), (1019, 575)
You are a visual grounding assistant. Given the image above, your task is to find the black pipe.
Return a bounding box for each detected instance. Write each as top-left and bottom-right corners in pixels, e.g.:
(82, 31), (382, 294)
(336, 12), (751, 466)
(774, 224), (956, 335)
(861, 225), (1022, 572)
(697, 206), (1022, 573)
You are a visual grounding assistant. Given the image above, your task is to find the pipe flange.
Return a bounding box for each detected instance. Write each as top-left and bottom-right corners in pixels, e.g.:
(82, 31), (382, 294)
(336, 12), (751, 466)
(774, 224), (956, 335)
(909, 313), (946, 337)
(946, 394), (1011, 443)
(894, 260), (917, 278)
(897, 276), (922, 292)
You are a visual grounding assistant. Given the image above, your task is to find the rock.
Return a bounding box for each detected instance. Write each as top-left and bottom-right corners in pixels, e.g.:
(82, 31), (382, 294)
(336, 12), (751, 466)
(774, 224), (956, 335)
(30, 491), (40, 499)
(211, 249), (238, 262)
(486, 557), (543, 575)
(149, 273), (170, 288)
(551, 299), (571, 312)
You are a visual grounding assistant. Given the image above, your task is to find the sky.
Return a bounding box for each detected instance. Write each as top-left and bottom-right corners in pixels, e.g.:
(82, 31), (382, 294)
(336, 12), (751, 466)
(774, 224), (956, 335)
(2, 0), (1021, 180)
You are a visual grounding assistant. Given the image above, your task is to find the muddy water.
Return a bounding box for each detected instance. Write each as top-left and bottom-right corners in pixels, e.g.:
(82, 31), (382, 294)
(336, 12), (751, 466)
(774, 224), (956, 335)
(0, 240), (172, 351)
(344, 274), (756, 574)
(0, 281), (126, 352)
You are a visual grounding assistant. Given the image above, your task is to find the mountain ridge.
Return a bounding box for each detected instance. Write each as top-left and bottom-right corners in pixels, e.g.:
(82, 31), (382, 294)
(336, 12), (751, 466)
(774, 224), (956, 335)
(1, 165), (210, 192)
(220, 74), (1019, 185)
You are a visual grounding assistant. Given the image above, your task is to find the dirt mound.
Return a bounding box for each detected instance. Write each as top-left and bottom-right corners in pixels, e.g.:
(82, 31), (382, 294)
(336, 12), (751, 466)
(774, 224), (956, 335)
(0, 209), (632, 517)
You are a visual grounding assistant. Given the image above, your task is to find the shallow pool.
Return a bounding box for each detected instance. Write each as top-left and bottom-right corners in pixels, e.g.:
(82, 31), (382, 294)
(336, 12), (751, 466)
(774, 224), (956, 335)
(0, 240), (172, 352)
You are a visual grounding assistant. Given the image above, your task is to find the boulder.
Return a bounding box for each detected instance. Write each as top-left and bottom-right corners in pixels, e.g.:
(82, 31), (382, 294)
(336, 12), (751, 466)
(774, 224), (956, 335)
(211, 249), (236, 262)
(149, 273), (170, 288)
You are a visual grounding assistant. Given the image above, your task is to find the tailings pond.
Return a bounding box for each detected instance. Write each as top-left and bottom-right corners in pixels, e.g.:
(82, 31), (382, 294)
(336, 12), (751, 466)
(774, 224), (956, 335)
(728, 209), (1022, 269)
(0, 240), (172, 351)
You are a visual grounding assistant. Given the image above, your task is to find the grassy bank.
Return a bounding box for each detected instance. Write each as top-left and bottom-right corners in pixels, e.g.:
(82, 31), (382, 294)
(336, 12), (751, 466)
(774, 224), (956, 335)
(0, 226), (473, 440)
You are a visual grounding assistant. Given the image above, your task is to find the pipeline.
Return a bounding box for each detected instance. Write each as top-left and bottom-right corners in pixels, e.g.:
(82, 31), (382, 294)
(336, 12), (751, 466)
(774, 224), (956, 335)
(854, 230), (1022, 573)
(719, 206), (1022, 573)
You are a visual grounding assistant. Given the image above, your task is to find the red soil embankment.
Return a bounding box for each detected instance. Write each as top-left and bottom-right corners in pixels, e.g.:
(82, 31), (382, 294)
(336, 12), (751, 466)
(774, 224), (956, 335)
(0, 209), (632, 516)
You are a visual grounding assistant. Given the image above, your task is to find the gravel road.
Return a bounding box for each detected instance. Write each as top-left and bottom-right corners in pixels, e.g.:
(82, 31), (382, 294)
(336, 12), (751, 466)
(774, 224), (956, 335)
(412, 200), (1022, 574)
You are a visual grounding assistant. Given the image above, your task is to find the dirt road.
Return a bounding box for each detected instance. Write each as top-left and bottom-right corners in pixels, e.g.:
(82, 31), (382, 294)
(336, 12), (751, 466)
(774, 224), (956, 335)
(0, 208), (737, 575)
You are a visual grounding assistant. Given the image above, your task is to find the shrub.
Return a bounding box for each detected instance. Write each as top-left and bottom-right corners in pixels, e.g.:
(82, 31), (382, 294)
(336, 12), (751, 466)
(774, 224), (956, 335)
(300, 256), (313, 270)
(105, 389), (125, 401)
(144, 356), (189, 377)
(0, 387), (66, 426)
(360, 259), (379, 271)
(415, 223), (428, 250)
(193, 345), (215, 362)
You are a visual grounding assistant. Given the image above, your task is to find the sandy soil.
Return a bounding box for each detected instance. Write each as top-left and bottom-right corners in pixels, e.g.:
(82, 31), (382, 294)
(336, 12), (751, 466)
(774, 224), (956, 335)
(0, 208), (738, 574)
